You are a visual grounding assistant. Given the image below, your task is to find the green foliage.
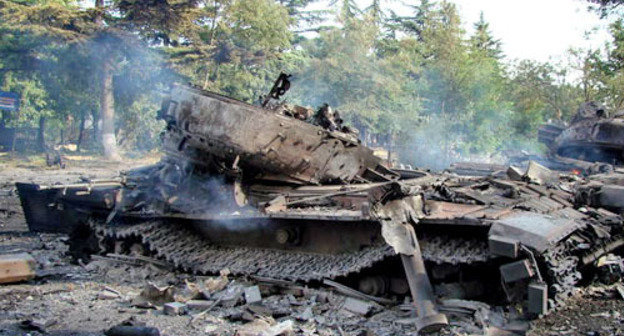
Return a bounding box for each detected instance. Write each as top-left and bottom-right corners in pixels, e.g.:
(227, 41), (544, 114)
(0, 0), (622, 166)
(117, 95), (164, 151)
(469, 12), (502, 59)
(1, 72), (50, 127)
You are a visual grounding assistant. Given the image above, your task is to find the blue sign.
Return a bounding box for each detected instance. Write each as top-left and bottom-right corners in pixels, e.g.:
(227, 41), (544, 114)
(0, 91), (20, 111)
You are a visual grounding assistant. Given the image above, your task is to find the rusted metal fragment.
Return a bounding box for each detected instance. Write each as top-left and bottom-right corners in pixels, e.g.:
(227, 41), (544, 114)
(380, 219), (417, 255)
(374, 193), (425, 255)
(447, 162), (507, 176)
(507, 166), (523, 181)
(524, 161), (557, 185)
(425, 201), (486, 220)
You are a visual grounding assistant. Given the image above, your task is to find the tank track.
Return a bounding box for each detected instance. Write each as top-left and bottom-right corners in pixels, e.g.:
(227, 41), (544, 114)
(543, 244), (582, 309)
(85, 220), (491, 282)
(89, 219), (395, 281)
(419, 234), (490, 265)
(543, 224), (624, 310)
(84, 216), (624, 310)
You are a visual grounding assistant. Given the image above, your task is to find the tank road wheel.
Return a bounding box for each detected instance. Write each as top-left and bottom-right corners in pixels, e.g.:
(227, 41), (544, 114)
(358, 276), (388, 296)
(67, 221), (102, 264)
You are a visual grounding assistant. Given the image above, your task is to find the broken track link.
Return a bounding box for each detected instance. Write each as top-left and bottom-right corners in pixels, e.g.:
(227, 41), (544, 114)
(79, 219), (492, 282)
(543, 244), (582, 310)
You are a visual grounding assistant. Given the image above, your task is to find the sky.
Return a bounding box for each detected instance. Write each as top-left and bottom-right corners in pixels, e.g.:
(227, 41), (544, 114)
(448, 0), (613, 62)
(315, 0), (614, 63)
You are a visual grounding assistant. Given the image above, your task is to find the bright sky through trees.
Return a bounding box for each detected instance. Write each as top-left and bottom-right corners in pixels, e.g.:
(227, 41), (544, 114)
(326, 0), (613, 62)
(450, 0), (612, 62)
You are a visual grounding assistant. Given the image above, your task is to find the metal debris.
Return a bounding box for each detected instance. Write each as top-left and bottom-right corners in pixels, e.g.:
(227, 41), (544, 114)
(244, 285), (262, 304)
(163, 302), (187, 316)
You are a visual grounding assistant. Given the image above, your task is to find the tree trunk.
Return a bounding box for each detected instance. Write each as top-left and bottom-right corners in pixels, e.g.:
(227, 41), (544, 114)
(95, 0), (104, 24)
(92, 110), (100, 144)
(10, 129), (16, 152)
(37, 116), (46, 152)
(100, 56), (121, 160)
(77, 113), (86, 152)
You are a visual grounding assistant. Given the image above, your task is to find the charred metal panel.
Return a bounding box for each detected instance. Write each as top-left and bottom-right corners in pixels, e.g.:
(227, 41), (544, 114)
(17, 182), (118, 234)
(16, 183), (63, 233)
(500, 259), (534, 283)
(488, 235), (519, 258)
(489, 212), (584, 253)
(189, 217), (382, 254)
(528, 282), (548, 315)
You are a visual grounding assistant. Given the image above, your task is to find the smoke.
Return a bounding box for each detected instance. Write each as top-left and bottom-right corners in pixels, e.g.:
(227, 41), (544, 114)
(3, 28), (181, 152)
(286, 68), (546, 171)
(396, 111), (548, 171)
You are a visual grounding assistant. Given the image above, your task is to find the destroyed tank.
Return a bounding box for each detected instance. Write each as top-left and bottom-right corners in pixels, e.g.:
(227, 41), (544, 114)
(16, 76), (624, 334)
(538, 102), (624, 171)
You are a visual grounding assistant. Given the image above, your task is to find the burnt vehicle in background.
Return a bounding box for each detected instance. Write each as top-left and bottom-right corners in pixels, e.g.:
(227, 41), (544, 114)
(538, 102), (624, 172)
(15, 76), (624, 334)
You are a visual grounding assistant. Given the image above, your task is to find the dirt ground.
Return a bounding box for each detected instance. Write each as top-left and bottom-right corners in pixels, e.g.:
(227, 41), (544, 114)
(1, 155), (623, 336)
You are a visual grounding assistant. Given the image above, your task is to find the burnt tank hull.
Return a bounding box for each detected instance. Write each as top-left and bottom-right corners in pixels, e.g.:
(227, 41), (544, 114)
(554, 117), (624, 165)
(16, 86), (624, 331)
(17, 160), (624, 316)
(539, 102), (624, 167)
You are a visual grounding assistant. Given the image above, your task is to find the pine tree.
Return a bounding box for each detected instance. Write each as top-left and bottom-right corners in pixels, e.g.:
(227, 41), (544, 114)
(400, 0), (435, 41)
(469, 12), (502, 59)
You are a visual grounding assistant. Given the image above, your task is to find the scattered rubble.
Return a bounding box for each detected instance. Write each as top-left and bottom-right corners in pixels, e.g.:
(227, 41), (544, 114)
(341, 297), (377, 316)
(131, 282), (175, 309)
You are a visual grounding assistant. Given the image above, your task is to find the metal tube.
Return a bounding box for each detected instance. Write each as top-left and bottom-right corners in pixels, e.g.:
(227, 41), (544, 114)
(400, 237), (448, 334)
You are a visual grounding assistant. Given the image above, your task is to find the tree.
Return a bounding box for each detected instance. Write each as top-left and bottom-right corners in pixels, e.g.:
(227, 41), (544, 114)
(398, 0), (435, 41)
(469, 12), (502, 59)
(599, 19), (624, 109)
(587, 0), (624, 18)
(0, 0), (201, 158)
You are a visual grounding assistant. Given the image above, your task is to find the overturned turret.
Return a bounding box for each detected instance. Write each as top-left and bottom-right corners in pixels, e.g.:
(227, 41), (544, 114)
(159, 84), (396, 185)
